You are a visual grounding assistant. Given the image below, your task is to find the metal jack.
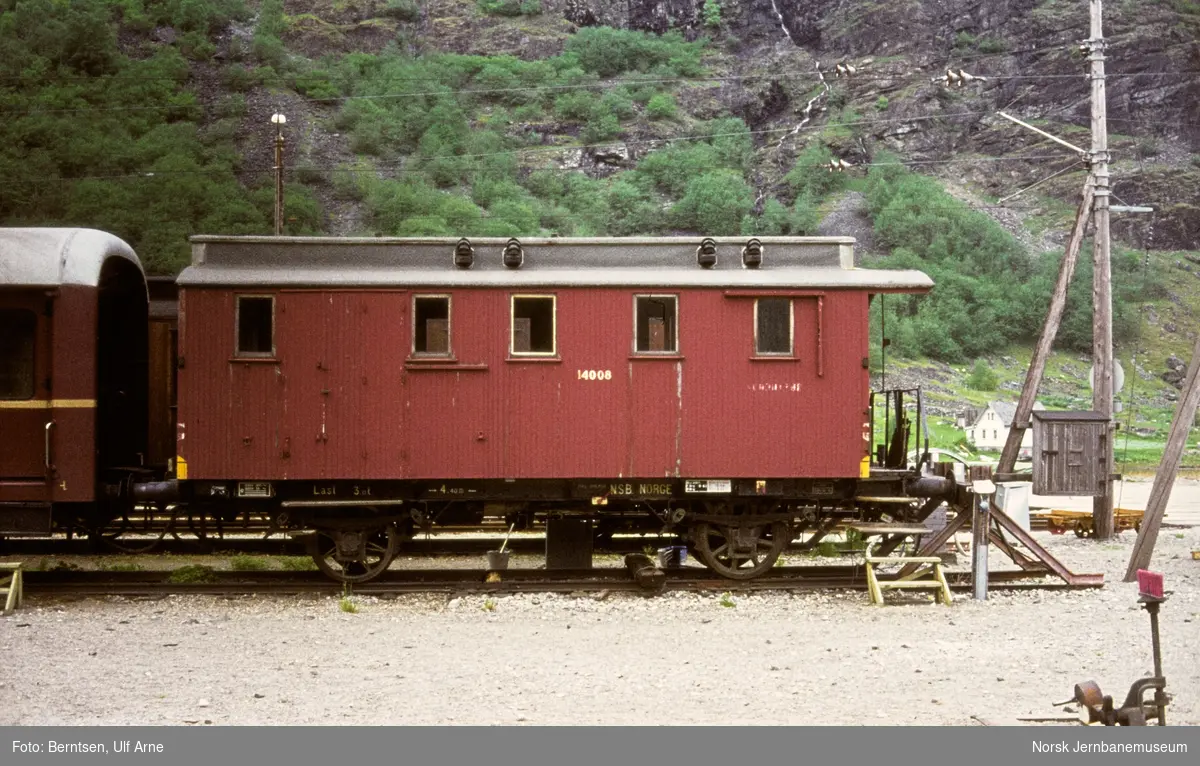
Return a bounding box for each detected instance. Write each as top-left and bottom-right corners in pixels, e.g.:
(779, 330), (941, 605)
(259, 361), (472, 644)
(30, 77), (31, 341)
(1058, 569), (1169, 726)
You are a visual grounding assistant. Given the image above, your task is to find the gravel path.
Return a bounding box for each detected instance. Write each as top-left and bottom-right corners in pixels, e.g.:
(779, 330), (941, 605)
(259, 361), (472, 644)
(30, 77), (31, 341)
(2, 529), (1197, 726)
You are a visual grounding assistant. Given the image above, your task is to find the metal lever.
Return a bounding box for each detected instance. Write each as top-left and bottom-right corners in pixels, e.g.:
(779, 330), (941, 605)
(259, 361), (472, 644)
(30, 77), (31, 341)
(44, 420), (55, 471)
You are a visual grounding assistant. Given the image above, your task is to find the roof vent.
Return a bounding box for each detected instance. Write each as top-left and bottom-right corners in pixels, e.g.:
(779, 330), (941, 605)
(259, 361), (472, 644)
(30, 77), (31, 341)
(503, 238), (524, 269)
(454, 238), (474, 269)
(696, 238), (717, 269)
(742, 238), (762, 268)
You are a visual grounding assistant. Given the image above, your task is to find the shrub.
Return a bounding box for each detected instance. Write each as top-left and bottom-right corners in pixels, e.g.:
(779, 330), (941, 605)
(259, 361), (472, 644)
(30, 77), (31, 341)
(706, 117), (753, 173)
(636, 144), (719, 197)
(554, 91), (595, 122)
(703, 0), (722, 29)
(293, 70), (340, 100)
(645, 93), (677, 120)
(789, 194), (821, 234)
(600, 91), (636, 121)
(223, 64), (260, 92)
(671, 169), (754, 236)
(178, 31), (216, 60)
(977, 36), (1007, 54)
(215, 94), (246, 119)
(605, 179), (660, 235)
(966, 359), (998, 391)
(581, 112), (621, 144)
(477, 0), (541, 16)
(382, 0), (421, 21)
(563, 27), (704, 78)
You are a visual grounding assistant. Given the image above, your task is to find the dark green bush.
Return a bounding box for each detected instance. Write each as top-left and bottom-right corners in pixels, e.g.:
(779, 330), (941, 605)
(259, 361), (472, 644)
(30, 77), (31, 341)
(477, 0), (541, 16)
(671, 170), (753, 236)
(645, 93), (677, 120)
(382, 0), (421, 21)
(563, 27), (705, 78)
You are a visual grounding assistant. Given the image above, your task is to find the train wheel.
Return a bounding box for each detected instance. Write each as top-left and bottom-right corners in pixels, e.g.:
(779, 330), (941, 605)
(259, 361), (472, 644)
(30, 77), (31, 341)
(310, 526), (397, 583)
(692, 520), (790, 580)
(97, 506), (174, 554)
(1073, 521), (1091, 539)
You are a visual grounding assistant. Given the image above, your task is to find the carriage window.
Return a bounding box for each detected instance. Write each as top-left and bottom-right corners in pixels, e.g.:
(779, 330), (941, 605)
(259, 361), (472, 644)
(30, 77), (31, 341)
(755, 298), (792, 355)
(511, 296), (556, 355)
(0, 309), (36, 399)
(634, 295), (678, 353)
(236, 296), (274, 356)
(413, 296), (451, 355)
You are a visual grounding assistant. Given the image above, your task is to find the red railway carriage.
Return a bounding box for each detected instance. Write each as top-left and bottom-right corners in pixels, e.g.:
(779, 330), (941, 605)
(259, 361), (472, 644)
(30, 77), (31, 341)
(0, 229), (149, 535)
(174, 235), (933, 581)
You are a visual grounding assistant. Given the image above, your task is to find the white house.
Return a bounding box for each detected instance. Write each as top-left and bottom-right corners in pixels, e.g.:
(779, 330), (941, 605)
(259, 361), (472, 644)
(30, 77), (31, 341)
(967, 400), (1046, 454)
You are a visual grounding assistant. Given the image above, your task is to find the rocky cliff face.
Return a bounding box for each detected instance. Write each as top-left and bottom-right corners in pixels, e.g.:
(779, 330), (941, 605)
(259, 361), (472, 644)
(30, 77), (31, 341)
(281, 0), (1199, 249)
(617, 0), (1200, 250)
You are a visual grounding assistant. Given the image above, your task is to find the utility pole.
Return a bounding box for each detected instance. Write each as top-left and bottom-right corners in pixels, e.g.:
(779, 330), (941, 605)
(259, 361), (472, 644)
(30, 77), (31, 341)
(1088, 0), (1115, 540)
(996, 177), (1094, 477)
(271, 112), (287, 236)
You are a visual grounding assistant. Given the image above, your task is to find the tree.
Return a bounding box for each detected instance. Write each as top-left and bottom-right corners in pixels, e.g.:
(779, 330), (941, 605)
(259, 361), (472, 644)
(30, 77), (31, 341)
(966, 359), (998, 392)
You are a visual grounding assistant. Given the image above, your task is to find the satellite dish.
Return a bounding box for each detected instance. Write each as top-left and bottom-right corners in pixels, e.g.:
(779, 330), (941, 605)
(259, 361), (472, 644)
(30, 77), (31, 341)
(1088, 360), (1125, 394)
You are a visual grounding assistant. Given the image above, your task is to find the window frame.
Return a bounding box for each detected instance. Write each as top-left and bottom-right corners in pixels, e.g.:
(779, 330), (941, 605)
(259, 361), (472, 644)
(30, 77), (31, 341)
(411, 294), (453, 358)
(234, 294), (276, 359)
(509, 294), (557, 357)
(632, 294), (680, 355)
(753, 297), (794, 357)
(0, 307), (37, 401)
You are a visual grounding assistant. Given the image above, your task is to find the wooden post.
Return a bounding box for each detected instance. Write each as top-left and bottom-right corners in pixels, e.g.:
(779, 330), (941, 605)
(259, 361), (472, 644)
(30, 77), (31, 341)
(997, 179), (1095, 475)
(1124, 336), (1200, 580)
(1089, 0), (1115, 540)
(969, 466), (994, 601)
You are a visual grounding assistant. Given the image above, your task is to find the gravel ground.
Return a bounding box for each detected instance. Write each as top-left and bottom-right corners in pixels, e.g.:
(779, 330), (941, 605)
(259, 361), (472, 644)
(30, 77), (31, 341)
(2, 526), (1198, 726)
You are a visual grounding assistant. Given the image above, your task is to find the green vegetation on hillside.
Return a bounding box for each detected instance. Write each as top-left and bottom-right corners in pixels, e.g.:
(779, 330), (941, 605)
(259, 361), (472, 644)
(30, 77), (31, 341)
(0, 0), (321, 272)
(0, 0), (1193, 392)
(864, 157), (1166, 363)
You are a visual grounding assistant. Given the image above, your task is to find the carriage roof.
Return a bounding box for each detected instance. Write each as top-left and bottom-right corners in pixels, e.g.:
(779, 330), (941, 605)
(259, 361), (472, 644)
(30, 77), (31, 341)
(0, 228), (142, 288)
(179, 236), (933, 292)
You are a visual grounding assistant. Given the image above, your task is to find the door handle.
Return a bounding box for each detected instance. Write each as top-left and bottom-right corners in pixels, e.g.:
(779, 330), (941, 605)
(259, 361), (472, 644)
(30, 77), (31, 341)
(44, 420), (55, 471)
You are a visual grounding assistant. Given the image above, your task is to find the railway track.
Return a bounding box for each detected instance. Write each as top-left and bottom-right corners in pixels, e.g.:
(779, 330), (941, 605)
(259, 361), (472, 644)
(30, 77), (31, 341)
(0, 535), (682, 557)
(19, 566), (1096, 598)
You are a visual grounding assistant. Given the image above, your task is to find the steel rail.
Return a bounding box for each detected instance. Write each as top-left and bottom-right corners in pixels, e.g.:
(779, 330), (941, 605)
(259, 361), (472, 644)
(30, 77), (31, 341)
(19, 566), (1097, 598)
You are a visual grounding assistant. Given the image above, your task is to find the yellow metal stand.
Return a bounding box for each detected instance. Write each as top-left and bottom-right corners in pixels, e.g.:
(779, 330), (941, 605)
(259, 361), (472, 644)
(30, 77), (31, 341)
(1, 563), (24, 616)
(864, 546), (952, 606)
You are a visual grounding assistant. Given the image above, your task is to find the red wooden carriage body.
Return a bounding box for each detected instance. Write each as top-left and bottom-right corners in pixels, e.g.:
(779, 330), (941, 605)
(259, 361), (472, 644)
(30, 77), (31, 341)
(175, 237), (932, 487)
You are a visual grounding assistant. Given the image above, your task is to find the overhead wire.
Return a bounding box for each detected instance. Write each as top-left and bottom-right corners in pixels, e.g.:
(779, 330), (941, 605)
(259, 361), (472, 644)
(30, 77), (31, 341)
(6, 68), (1200, 116)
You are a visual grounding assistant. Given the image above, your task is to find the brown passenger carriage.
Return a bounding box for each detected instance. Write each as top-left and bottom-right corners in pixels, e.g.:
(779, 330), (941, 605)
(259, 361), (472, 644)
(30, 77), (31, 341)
(1, 230), (947, 582)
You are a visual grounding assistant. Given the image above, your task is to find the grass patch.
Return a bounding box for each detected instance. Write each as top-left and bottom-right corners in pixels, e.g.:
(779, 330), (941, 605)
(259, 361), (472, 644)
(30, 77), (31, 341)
(482, 597), (497, 612)
(168, 565), (219, 584)
(102, 561), (143, 572)
(339, 597), (359, 613)
(279, 556), (318, 571)
(719, 592), (736, 608)
(230, 555), (269, 571)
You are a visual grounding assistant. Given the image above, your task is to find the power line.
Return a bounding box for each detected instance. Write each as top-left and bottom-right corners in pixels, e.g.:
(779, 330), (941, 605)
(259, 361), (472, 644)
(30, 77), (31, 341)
(6, 61), (1200, 116)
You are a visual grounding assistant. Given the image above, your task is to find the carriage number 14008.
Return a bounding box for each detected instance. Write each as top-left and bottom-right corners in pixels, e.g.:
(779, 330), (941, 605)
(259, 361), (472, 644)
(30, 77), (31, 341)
(577, 369), (612, 381)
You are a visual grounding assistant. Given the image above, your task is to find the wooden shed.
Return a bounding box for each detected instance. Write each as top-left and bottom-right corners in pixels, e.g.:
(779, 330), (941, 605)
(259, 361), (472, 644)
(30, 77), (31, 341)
(1032, 410), (1110, 496)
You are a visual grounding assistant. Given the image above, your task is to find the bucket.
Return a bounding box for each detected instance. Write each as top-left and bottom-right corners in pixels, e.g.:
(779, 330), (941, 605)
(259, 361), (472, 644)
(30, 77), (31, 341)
(486, 550), (510, 571)
(657, 546), (687, 569)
